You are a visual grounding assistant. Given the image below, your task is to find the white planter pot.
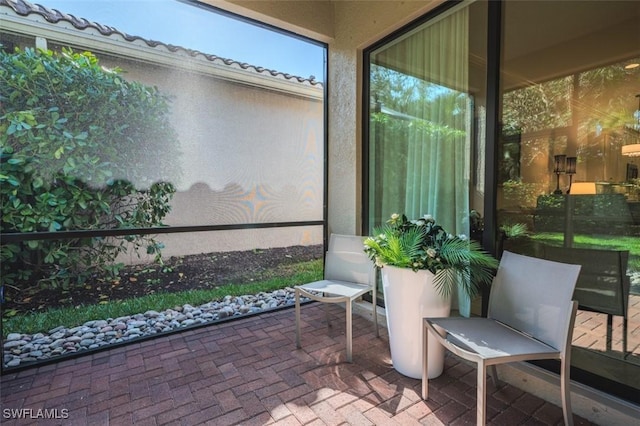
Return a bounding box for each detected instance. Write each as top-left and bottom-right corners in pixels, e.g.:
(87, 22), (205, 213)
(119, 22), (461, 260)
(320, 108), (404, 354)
(381, 265), (451, 379)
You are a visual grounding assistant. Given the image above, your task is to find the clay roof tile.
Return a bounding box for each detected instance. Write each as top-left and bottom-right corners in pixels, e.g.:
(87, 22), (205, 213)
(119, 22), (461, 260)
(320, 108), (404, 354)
(0, 0), (322, 87)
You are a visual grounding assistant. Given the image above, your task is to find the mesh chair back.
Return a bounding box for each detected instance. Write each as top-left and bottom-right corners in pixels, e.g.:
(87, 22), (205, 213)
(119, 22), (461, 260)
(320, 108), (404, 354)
(329, 234), (366, 254)
(488, 251), (581, 350)
(324, 251), (372, 285)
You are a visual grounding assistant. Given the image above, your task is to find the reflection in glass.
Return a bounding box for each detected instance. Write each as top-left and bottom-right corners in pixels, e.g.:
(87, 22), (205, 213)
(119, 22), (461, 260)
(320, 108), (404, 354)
(368, 2), (487, 239)
(365, 1), (488, 316)
(498, 0), (639, 400)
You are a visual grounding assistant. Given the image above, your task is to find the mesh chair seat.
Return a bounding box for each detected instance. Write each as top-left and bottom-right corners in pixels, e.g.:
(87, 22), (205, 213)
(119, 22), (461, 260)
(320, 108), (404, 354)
(422, 251), (581, 426)
(295, 234), (378, 362)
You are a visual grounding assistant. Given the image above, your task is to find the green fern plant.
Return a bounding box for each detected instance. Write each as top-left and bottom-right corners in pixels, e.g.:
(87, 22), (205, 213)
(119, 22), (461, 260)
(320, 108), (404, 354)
(500, 223), (529, 239)
(364, 213), (498, 298)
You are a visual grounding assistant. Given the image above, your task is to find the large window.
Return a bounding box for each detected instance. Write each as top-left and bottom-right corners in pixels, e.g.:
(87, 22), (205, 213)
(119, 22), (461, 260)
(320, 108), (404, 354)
(498, 0), (639, 401)
(364, 1), (488, 314)
(364, 0), (639, 403)
(365, 0), (488, 240)
(2, 1), (326, 260)
(1, 0), (326, 370)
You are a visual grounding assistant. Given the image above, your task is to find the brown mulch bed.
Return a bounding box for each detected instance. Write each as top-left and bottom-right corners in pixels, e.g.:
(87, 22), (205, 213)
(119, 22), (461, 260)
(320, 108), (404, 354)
(3, 245), (323, 315)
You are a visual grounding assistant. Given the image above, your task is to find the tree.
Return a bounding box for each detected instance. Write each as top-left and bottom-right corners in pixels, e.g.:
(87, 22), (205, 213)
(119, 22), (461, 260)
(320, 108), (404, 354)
(0, 47), (181, 293)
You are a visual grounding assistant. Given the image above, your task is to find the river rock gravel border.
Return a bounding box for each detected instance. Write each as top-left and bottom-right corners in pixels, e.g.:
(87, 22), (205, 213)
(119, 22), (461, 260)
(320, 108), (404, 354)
(3, 287), (308, 369)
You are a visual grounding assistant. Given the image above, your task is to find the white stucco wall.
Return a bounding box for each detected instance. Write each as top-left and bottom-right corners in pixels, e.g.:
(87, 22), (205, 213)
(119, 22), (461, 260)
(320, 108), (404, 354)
(107, 58), (325, 257)
(105, 58), (324, 212)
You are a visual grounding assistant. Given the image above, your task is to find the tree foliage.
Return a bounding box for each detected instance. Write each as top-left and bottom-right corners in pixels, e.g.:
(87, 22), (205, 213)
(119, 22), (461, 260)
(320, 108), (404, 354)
(501, 62), (639, 162)
(0, 47), (181, 293)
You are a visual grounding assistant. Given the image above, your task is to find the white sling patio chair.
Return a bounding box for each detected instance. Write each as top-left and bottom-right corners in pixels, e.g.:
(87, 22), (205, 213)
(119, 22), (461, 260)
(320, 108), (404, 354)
(295, 234), (378, 362)
(422, 251), (581, 426)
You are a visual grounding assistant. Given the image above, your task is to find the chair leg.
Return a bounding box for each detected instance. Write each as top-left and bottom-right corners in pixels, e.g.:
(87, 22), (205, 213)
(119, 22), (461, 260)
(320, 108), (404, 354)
(606, 314), (613, 352)
(372, 285), (380, 338)
(421, 320), (429, 399)
(560, 357), (574, 426)
(477, 362), (487, 426)
(623, 317), (628, 356)
(324, 294), (331, 328)
(346, 300), (352, 362)
(372, 299), (379, 338)
(489, 365), (499, 388)
(295, 289), (302, 349)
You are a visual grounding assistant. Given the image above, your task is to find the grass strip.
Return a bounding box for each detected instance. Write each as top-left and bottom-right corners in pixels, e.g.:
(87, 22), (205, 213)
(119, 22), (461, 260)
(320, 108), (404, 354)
(2, 259), (323, 338)
(531, 233), (640, 268)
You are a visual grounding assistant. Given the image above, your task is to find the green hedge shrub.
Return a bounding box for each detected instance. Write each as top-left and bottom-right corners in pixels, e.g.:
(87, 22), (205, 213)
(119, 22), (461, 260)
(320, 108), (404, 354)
(1, 47), (180, 295)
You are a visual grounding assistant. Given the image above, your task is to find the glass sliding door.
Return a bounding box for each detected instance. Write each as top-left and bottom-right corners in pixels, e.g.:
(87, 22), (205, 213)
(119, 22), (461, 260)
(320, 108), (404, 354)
(497, 1), (640, 401)
(364, 0), (640, 403)
(364, 0), (488, 313)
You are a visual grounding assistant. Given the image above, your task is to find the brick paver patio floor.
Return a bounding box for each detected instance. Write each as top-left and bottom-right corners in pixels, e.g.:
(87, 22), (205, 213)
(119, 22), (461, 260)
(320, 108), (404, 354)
(1, 303), (594, 425)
